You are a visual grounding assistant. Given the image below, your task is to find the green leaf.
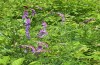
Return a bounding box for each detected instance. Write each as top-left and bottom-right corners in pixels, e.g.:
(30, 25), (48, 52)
(0, 56), (10, 65)
(11, 58), (25, 65)
(28, 61), (41, 65)
(18, 29), (25, 35)
(9, 0), (14, 3)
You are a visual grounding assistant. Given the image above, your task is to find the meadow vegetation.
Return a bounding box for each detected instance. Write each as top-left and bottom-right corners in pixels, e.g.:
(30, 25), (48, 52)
(0, 0), (100, 65)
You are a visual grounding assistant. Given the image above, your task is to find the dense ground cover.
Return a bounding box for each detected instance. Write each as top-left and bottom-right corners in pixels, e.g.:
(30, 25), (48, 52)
(0, 0), (100, 65)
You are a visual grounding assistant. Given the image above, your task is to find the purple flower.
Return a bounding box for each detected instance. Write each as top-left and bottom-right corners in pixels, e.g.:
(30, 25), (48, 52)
(37, 46), (42, 49)
(36, 46), (47, 53)
(31, 9), (36, 16)
(20, 45), (36, 53)
(25, 28), (30, 39)
(25, 18), (31, 39)
(29, 46), (36, 53)
(22, 11), (28, 19)
(38, 21), (48, 38)
(38, 29), (48, 38)
(57, 12), (65, 22)
(25, 18), (31, 26)
(20, 42), (48, 54)
(42, 21), (47, 28)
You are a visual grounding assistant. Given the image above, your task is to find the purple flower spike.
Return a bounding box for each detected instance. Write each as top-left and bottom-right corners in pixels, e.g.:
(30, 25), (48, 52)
(25, 29), (30, 39)
(25, 18), (31, 39)
(42, 21), (47, 28)
(22, 11), (28, 19)
(31, 9), (36, 16)
(38, 29), (48, 38)
(25, 18), (31, 25)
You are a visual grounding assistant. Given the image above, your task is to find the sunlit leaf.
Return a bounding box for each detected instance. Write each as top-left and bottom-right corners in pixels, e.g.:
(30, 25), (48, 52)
(11, 58), (25, 65)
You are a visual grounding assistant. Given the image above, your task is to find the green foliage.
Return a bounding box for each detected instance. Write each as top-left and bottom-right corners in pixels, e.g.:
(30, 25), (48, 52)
(0, 56), (10, 65)
(11, 58), (25, 65)
(0, 0), (100, 65)
(28, 61), (41, 65)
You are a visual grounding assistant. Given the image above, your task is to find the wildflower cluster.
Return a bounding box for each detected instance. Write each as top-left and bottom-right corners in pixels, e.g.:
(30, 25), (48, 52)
(21, 7), (48, 54)
(22, 9), (36, 39)
(20, 41), (48, 53)
(38, 21), (48, 38)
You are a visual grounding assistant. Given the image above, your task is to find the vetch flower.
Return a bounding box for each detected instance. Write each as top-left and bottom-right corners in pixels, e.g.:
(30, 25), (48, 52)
(25, 18), (31, 39)
(57, 12), (65, 22)
(36, 47), (47, 53)
(37, 46), (43, 50)
(42, 21), (47, 28)
(28, 46), (36, 53)
(38, 21), (48, 38)
(36, 46), (43, 53)
(22, 10), (28, 19)
(20, 45), (36, 53)
(36, 42), (48, 53)
(38, 29), (48, 38)
(25, 18), (31, 26)
(20, 42), (49, 54)
(31, 9), (36, 16)
(37, 41), (48, 48)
